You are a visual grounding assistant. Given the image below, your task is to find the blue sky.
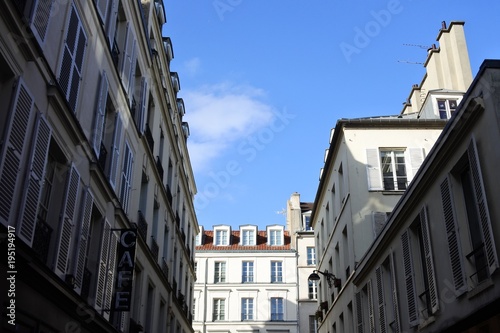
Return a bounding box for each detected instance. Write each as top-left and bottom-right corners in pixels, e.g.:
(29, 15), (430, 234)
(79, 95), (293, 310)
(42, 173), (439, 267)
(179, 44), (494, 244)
(162, 1), (500, 230)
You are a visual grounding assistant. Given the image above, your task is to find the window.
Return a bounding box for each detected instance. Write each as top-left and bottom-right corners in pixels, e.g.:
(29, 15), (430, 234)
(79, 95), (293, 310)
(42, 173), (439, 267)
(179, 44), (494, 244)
(215, 229), (228, 246)
(437, 99), (458, 119)
(214, 262), (226, 283)
(270, 297), (284, 321)
(307, 247), (316, 265)
(308, 280), (318, 299)
(241, 298), (254, 320)
(242, 261), (254, 283)
(304, 214), (312, 230)
(401, 206), (438, 327)
(380, 150), (407, 190)
(213, 298), (225, 321)
(271, 261), (283, 283)
(269, 229), (283, 246)
(241, 229), (255, 245)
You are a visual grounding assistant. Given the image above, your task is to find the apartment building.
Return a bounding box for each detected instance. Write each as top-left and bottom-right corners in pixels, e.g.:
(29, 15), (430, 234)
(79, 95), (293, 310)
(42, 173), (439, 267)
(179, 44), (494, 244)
(193, 224), (299, 333)
(310, 22), (474, 333)
(0, 1), (198, 333)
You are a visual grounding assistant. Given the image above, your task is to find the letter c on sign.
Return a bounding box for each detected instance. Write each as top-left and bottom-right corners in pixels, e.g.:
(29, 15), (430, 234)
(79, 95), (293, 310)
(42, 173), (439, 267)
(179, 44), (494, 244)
(121, 231), (136, 248)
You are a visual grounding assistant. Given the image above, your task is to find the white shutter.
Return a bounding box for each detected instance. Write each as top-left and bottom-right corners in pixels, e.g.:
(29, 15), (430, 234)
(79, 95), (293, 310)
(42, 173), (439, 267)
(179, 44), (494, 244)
(92, 71), (108, 157)
(74, 189), (93, 293)
(401, 230), (418, 327)
(18, 114), (52, 246)
(468, 138), (498, 274)
(96, 0), (110, 23)
(420, 206), (439, 313)
(119, 142), (134, 214)
(366, 149), (383, 190)
(372, 211), (387, 238)
(31, 0), (55, 45)
(355, 291), (363, 333)
(138, 77), (149, 133)
(440, 177), (466, 294)
(367, 280), (375, 333)
(0, 79), (34, 225)
(96, 218), (111, 309)
(104, 231), (118, 318)
(127, 44), (137, 106)
(59, 4), (87, 112)
(120, 23), (135, 94)
(106, 0), (118, 48)
(54, 165), (81, 278)
(407, 148), (425, 182)
(390, 253), (401, 333)
(376, 267), (387, 333)
(109, 113), (122, 189)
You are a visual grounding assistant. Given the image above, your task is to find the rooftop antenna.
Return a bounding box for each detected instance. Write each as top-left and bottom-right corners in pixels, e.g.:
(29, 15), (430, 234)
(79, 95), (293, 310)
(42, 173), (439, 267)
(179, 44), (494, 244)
(397, 60), (424, 65)
(403, 43), (432, 49)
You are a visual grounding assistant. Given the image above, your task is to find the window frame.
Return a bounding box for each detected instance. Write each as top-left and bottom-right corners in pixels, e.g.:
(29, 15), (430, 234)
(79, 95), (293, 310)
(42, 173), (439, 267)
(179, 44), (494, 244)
(271, 261), (283, 283)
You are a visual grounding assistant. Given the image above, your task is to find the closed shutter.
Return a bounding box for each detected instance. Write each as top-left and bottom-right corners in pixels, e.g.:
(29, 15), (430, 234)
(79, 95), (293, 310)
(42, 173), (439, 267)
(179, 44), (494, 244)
(372, 211), (387, 238)
(104, 231), (118, 318)
(120, 23), (135, 95)
(355, 291), (363, 333)
(31, 0), (55, 44)
(137, 77), (149, 133)
(54, 165), (81, 278)
(366, 148), (383, 190)
(468, 138), (498, 274)
(440, 177), (466, 294)
(92, 72), (108, 157)
(376, 267), (387, 333)
(58, 4), (87, 112)
(95, 0), (110, 23)
(390, 253), (401, 333)
(18, 114), (52, 246)
(96, 219), (111, 309)
(367, 280), (375, 333)
(74, 189), (93, 292)
(109, 113), (122, 188)
(420, 206), (439, 313)
(407, 148), (425, 182)
(0, 79), (34, 224)
(119, 142), (134, 213)
(401, 230), (418, 327)
(106, 0), (118, 48)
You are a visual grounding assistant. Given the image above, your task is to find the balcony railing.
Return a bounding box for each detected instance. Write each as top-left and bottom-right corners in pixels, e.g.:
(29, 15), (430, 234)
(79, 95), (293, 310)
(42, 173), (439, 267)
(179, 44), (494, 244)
(137, 210), (148, 241)
(144, 124), (154, 153)
(155, 156), (164, 180)
(32, 218), (52, 264)
(150, 236), (159, 261)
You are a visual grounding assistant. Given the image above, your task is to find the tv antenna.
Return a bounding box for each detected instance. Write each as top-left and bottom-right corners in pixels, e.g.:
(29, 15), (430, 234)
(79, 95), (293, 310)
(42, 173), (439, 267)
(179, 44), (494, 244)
(397, 60), (424, 65)
(403, 43), (433, 49)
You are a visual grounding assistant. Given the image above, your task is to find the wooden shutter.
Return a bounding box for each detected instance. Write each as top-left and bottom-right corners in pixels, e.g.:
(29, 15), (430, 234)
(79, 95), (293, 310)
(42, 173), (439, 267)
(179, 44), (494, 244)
(376, 267), (387, 333)
(54, 165), (81, 278)
(96, 218), (111, 309)
(103, 231), (118, 318)
(109, 113), (122, 189)
(419, 206), (439, 314)
(366, 149), (383, 190)
(31, 0), (55, 44)
(468, 138), (498, 274)
(59, 4), (87, 112)
(367, 281), (376, 333)
(18, 114), (52, 246)
(106, 0), (118, 48)
(372, 211), (387, 238)
(92, 72), (108, 157)
(401, 230), (418, 327)
(120, 142), (134, 213)
(120, 23), (135, 94)
(138, 77), (149, 133)
(0, 79), (34, 224)
(74, 189), (93, 292)
(95, 0), (110, 23)
(440, 177), (466, 294)
(355, 291), (363, 333)
(407, 148), (425, 182)
(390, 253), (401, 333)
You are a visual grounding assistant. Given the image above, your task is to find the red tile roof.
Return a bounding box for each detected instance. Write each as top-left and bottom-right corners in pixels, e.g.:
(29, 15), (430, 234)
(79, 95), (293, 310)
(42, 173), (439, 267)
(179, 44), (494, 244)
(196, 230), (291, 251)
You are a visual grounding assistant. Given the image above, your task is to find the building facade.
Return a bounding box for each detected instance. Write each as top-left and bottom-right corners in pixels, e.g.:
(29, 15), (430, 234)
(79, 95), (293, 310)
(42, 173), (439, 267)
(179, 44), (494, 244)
(0, 1), (198, 333)
(310, 21), (475, 333)
(193, 224), (299, 333)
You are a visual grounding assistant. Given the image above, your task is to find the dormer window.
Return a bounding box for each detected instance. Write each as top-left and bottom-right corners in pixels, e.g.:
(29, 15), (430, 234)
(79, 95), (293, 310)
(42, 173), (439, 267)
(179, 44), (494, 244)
(240, 225), (257, 246)
(267, 226), (284, 246)
(214, 226), (231, 246)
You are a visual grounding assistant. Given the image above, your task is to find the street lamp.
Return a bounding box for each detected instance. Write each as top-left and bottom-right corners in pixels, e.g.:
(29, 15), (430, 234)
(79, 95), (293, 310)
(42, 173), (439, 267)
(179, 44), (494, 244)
(308, 270), (341, 288)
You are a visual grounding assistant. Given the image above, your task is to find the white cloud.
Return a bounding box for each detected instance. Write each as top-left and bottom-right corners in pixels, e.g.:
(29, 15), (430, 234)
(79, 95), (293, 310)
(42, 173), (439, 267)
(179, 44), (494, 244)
(184, 82), (276, 172)
(184, 57), (201, 76)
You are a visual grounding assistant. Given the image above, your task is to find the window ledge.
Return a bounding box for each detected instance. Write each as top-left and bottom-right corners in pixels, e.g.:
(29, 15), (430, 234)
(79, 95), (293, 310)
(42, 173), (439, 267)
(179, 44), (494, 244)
(417, 315), (436, 330)
(467, 278), (494, 299)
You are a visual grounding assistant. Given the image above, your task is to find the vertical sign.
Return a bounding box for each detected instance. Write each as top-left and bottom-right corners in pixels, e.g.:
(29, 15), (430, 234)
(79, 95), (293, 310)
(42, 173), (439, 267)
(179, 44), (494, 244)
(113, 229), (137, 311)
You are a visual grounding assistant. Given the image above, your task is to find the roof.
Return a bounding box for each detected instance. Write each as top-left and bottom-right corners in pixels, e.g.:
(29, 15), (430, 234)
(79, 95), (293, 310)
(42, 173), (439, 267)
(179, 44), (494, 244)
(196, 230), (292, 252)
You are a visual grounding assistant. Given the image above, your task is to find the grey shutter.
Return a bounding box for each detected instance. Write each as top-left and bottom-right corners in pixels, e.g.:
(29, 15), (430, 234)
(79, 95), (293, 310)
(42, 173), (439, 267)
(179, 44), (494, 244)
(0, 79), (34, 224)
(468, 138), (498, 274)
(18, 114), (52, 246)
(366, 149), (383, 190)
(376, 267), (387, 333)
(419, 206), (439, 313)
(92, 72), (108, 157)
(138, 77), (149, 133)
(401, 230), (418, 327)
(109, 113), (122, 188)
(440, 177), (466, 294)
(31, 0), (55, 44)
(355, 291), (363, 333)
(106, 0), (118, 48)
(367, 280), (376, 333)
(120, 142), (134, 213)
(372, 211), (387, 238)
(120, 23), (135, 94)
(390, 253), (401, 333)
(95, 219), (111, 309)
(95, 0), (110, 23)
(74, 189), (93, 292)
(103, 231), (118, 318)
(407, 148), (425, 182)
(54, 165), (81, 278)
